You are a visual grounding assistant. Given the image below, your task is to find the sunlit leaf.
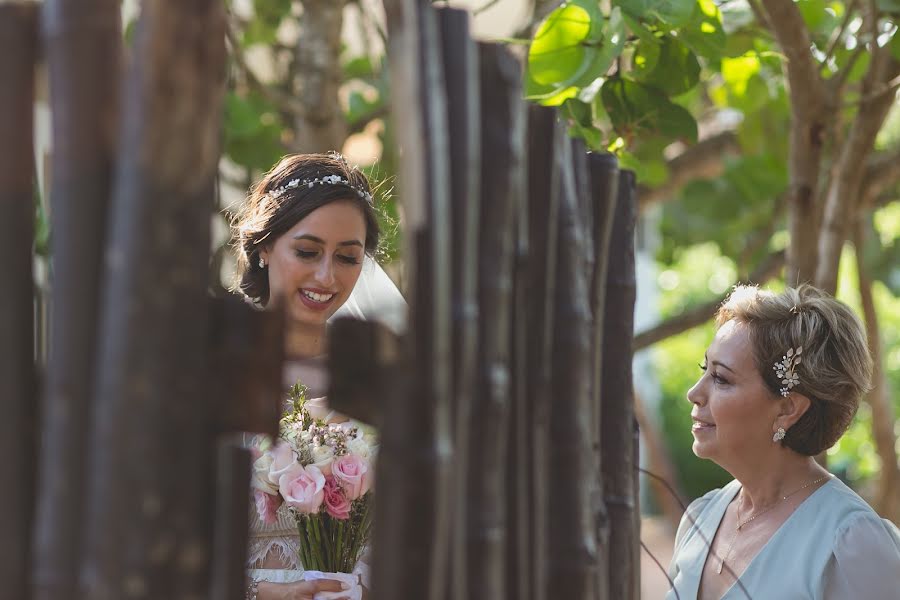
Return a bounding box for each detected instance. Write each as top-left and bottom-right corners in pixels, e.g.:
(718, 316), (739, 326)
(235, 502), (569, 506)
(614, 0), (696, 27)
(601, 77), (697, 143)
(680, 0), (726, 61)
(528, 4), (597, 85)
(631, 35), (701, 96)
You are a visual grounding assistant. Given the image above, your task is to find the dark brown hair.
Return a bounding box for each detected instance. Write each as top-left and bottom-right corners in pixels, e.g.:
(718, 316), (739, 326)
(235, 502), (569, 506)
(715, 284), (873, 455)
(231, 153), (380, 305)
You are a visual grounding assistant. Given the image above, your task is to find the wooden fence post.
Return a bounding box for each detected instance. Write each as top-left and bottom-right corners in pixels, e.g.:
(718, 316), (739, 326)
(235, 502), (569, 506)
(0, 5), (39, 599)
(80, 2), (226, 597)
(601, 170), (639, 600)
(464, 41), (524, 600)
(31, 3), (121, 597)
(524, 105), (560, 600)
(546, 127), (597, 599)
(587, 152), (619, 600)
(374, 1), (452, 598)
(435, 8), (481, 600)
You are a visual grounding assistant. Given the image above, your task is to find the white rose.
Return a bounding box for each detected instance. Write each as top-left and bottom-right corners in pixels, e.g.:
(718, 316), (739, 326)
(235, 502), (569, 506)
(347, 437), (371, 460)
(267, 440), (299, 487)
(251, 452), (278, 495)
(311, 444), (335, 477)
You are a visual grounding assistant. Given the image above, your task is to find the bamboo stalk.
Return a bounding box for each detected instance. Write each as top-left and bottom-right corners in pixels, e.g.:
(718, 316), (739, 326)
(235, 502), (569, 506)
(31, 3), (121, 598)
(0, 5), (39, 599)
(524, 105), (561, 600)
(546, 127), (597, 599)
(586, 152), (619, 600)
(80, 2), (226, 598)
(436, 9), (481, 600)
(209, 444), (252, 600)
(601, 170), (639, 599)
(374, 1), (452, 598)
(464, 41), (524, 600)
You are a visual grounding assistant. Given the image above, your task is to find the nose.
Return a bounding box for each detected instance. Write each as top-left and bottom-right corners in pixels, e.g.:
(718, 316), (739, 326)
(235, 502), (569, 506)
(315, 256), (336, 288)
(687, 377), (705, 406)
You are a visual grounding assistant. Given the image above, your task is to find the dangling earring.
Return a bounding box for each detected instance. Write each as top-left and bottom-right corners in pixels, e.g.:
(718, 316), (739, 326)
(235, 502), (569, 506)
(773, 427), (786, 442)
(258, 256), (266, 269)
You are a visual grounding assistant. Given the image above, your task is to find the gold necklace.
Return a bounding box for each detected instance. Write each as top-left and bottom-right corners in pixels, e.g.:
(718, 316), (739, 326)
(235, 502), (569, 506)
(717, 474), (831, 575)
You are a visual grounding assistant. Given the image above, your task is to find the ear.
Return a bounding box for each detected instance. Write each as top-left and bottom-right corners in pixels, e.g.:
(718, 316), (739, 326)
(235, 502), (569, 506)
(258, 244), (270, 264)
(776, 392), (811, 430)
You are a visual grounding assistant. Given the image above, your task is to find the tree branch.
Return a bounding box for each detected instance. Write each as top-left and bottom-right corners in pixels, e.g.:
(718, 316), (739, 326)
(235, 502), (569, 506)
(760, 0), (829, 285)
(862, 145), (900, 207)
(853, 220), (900, 524)
(821, 0), (858, 68)
(637, 131), (741, 209)
(633, 250), (786, 351)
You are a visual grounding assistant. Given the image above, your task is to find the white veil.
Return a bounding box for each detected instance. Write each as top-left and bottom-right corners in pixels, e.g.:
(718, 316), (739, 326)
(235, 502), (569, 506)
(330, 256), (407, 334)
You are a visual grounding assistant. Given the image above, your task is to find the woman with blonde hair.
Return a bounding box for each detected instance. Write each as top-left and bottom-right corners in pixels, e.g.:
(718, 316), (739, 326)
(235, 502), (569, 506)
(667, 284), (900, 600)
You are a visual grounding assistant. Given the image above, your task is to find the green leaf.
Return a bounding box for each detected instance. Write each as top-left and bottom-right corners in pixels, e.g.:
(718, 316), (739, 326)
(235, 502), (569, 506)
(875, 0), (900, 14)
(572, 6), (627, 88)
(619, 151), (668, 185)
(601, 77), (697, 143)
(563, 98), (594, 127)
(614, 0), (696, 27)
(889, 29), (900, 61)
(631, 35), (701, 96)
(679, 0), (726, 61)
(524, 65), (579, 105)
(528, 4), (597, 85)
(343, 56), (375, 80)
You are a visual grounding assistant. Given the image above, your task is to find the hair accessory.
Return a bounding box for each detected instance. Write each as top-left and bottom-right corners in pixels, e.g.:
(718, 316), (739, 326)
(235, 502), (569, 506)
(773, 346), (802, 397)
(773, 426), (786, 442)
(265, 174), (373, 205)
(258, 256), (265, 269)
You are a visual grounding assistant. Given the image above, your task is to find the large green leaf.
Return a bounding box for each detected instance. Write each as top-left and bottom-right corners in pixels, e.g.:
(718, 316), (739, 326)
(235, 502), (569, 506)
(679, 0), (726, 61)
(889, 29), (900, 61)
(528, 3), (598, 85)
(614, 0), (696, 27)
(573, 7), (627, 88)
(631, 35), (701, 96)
(601, 77), (697, 143)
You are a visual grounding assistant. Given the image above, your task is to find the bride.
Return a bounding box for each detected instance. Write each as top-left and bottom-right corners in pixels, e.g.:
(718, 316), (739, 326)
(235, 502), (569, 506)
(231, 152), (404, 600)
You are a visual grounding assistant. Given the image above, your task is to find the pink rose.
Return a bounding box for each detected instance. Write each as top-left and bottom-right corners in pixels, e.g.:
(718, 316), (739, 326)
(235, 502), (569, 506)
(267, 440), (299, 488)
(279, 464), (326, 514)
(323, 477), (351, 520)
(254, 489), (282, 524)
(332, 454), (372, 501)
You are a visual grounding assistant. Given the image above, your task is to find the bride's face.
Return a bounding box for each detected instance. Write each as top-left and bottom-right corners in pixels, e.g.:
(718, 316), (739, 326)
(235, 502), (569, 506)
(260, 199), (367, 327)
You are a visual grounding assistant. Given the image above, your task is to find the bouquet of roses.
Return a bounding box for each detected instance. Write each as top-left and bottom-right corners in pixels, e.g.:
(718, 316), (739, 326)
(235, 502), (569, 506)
(250, 383), (375, 587)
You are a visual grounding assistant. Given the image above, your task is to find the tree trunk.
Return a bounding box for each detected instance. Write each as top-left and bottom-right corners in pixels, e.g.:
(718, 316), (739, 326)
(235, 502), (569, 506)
(80, 1), (226, 598)
(32, 2), (121, 598)
(546, 126), (598, 599)
(292, 0), (348, 153)
(854, 221), (900, 524)
(601, 170), (639, 599)
(759, 0), (828, 285)
(524, 105), (561, 600)
(0, 5), (38, 599)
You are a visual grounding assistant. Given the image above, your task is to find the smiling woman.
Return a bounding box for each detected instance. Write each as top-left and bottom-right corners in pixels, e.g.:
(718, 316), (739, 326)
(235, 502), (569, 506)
(667, 284), (900, 600)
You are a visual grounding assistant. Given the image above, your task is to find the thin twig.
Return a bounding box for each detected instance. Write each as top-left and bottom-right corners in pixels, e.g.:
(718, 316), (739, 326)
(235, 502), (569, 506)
(474, 0), (502, 16)
(640, 540), (681, 600)
(844, 72), (900, 107)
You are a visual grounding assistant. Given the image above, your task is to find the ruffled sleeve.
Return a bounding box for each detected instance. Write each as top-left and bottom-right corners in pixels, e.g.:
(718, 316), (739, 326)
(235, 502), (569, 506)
(824, 512), (900, 600)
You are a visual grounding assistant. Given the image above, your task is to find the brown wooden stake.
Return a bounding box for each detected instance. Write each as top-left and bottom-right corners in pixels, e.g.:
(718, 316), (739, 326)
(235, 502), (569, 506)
(209, 443), (253, 600)
(435, 8), (481, 600)
(464, 42), (524, 600)
(374, 1), (452, 598)
(601, 170), (639, 600)
(546, 127), (597, 599)
(0, 5), (38, 600)
(587, 152), (619, 600)
(524, 105), (560, 600)
(31, 3), (121, 598)
(80, 2), (226, 598)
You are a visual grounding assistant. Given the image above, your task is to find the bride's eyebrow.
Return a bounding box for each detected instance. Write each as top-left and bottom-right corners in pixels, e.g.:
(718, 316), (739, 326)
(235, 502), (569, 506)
(292, 234), (362, 248)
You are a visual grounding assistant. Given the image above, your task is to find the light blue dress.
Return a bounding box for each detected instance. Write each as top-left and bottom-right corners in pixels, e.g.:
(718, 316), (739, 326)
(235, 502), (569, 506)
(666, 478), (900, 600)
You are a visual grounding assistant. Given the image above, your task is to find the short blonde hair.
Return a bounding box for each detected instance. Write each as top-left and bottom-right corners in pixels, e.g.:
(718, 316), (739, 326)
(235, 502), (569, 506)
(715, 284), (873, 455)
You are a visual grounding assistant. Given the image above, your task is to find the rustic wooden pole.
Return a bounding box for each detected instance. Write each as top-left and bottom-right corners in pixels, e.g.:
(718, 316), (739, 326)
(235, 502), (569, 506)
(524, 105), (560, 600)
(601, 170), (639, 600)
(586, 152), (619, 600)
(435, 8), (480, 600)
(209, 444), (253, 600)
(0, 5), (38, 599)
(31, 3), (121, 597)
(546, 127), (598, 600)
(80, 2), (226, 598)
(464, 42), (524, 600)
(374, 1), (452, 598)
